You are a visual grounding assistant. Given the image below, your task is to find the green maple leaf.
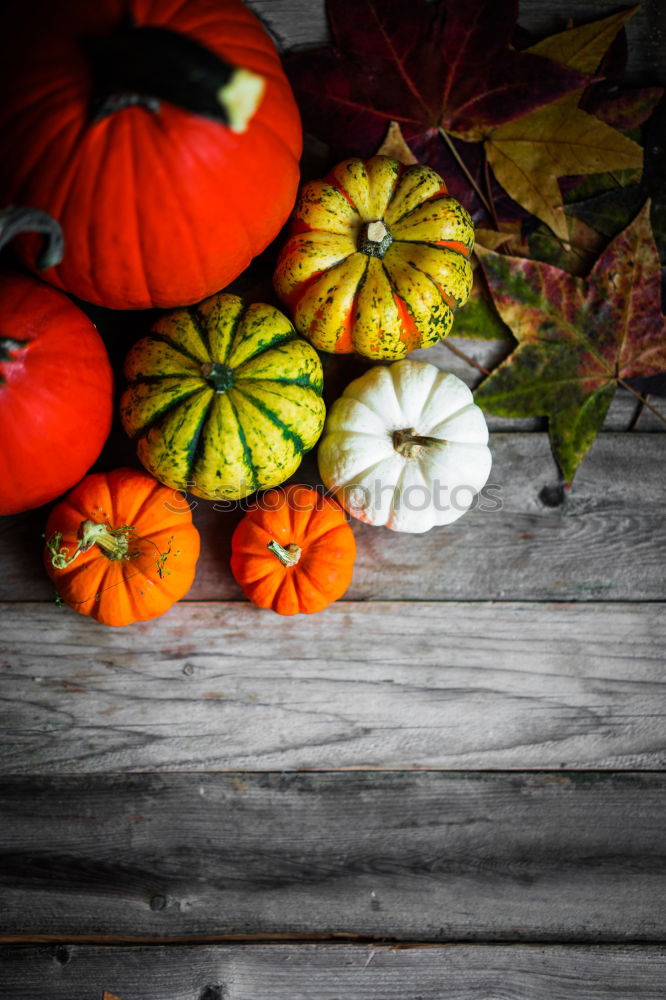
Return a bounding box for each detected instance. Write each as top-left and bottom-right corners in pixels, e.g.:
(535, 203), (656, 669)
(474, 202), (666, 484)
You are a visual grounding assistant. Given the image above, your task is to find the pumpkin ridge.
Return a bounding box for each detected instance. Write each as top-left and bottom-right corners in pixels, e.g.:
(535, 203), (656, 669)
(188, 305), (213, 357)
(401, 258), (459, 312)
(393, 236), (472, 258)
(233, 334), (317, 380)
(335, 255), (369, 353)
(388, 192), (463, 228)
(378, 260), (424, 353)
(291, 564), (329, 606)
(113, 536), (186, 599)
(127, 385), (207, 438)
(237, 372), (320, 389)
(184, 396), (214, 481)
(228, 312), (296, 367)
(232, 386), (305, 453)
(214, 295), (246, 365)
(326, 177), (362, 216)
(387, 185), (450, 226)
(300, 519), (352, 550)
(144, 332), (209, 367)
(226, 393), (259, 492)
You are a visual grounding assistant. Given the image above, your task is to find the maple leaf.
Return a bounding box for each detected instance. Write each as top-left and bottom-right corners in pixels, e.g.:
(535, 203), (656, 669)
(376, 120), (418, 164)
(485, 8), (644, 241)
(585, 86), (664, 131)
(474, 202), (666, 483)
(286, 0), (588, 220)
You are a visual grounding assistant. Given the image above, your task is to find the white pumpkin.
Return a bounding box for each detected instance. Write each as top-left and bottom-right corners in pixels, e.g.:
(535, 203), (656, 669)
(318, 360), (492, 533)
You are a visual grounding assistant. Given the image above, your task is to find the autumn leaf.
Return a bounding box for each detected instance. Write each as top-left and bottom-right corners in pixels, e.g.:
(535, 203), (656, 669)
(474, 202), (666, 483)
(376, 121), (418, 164)
(565, 183), (645, 239)
(485, 8), (644, 241)
(286, 0), (589, 219)
(585, 86), (664, 131)
(102, 993), (123, 1000)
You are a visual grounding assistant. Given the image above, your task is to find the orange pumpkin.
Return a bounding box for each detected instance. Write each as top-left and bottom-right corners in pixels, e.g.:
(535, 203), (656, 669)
(230, 484), (356, 615)
(44, 467), (200, 627)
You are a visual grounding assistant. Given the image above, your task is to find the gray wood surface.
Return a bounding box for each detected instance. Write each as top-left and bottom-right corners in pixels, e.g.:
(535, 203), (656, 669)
(248, 0), (666, 84)
(0, 600), (664, 772)
(0, 772), (663, 941)
(2, 433), (664, 603)
(1, 943), (666, 999)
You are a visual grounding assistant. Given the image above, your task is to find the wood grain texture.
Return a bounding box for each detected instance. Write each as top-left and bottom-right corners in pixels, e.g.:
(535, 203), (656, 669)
(1, 944), (665, 1000)
(0, 772), (664, 941)
(2, 433), (665, 603)
(247, 0), (666, 84)
(1, 945), (666, 1000)
(0, 601), (664, 771)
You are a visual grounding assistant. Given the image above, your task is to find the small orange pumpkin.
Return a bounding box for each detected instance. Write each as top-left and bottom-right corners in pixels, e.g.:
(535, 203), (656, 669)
(230, 484), (356, 615)
(44, 467), (200, 627)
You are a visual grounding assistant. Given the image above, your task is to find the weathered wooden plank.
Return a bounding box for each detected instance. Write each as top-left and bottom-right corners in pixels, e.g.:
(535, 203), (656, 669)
(0, 602), (664, 771)
(2, 945), (666, 1000)
(0, 772), (664, 940)
(2, 433), (664, 602)
(247, 0), (666, 83)
(1, 944), (665, 1000)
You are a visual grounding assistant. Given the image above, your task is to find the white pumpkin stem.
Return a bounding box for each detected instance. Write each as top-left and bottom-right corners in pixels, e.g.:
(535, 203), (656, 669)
(47, 520), (136, 569)
(267, 539), (302, 567)
(393, 427), (445, 458)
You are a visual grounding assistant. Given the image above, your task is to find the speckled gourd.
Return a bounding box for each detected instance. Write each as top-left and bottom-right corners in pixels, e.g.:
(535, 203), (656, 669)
(274, 155), (474, 360)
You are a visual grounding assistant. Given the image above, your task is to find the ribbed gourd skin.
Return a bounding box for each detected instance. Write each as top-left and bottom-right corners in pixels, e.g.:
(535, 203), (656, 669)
(274, 155), (475, 360)
(121, 294), (326, 501)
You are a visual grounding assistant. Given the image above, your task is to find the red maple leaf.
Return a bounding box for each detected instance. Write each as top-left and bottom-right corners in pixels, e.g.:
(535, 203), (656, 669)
(287, 0), (590, 220)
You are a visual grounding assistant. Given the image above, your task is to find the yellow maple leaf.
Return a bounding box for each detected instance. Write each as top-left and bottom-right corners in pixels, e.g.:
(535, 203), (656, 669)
(484, 8), (643, 241)
(376, 121), (418, 165)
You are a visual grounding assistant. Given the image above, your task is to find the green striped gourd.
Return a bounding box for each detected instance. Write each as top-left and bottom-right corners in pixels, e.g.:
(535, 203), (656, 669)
(120, 294), (326, 500)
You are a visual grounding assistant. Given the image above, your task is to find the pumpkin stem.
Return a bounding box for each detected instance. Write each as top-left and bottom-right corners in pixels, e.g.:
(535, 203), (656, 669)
(393, 427), (446, 458)
(201, 361), (235, 393)
(85, 24), (265, 132)
(358, 220), (393, 258)
(267, 539), (302, 567)
(47, 519), (137, 569)
(0, 206), (64, 269)
(0, 337), (28, 362)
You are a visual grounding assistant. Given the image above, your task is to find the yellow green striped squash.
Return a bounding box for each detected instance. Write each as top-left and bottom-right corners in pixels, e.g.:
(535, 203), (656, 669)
(274, 155), (474, 361)
(120, 294), (326, 501)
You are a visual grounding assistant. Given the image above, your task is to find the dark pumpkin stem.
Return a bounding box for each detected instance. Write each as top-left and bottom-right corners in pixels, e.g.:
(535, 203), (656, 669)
(0, 206), (64, 269)
(358, 220), (393, 258)
(0, 337), (28, 362)
(393, 427), (446, 458)
(201, 361), (235, 393)
(267, 539), (302, 567)
(85, 25), (265, 131)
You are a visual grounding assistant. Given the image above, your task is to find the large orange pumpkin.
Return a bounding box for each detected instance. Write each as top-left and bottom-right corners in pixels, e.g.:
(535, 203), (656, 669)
(231, 484), (356, 616)
(44, 468), (200, 626)
(0, 0), (302, 309)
